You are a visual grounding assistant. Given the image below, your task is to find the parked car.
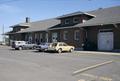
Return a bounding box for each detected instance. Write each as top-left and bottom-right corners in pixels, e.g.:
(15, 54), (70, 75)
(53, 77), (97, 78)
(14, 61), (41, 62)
(47, 42), (75, 53)
(12, 41), (37, 50)
(35, 43), (52, 51)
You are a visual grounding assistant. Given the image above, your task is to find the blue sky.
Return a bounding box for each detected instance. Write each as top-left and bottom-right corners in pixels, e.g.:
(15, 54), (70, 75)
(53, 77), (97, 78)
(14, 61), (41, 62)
(0, 0), (120, 41)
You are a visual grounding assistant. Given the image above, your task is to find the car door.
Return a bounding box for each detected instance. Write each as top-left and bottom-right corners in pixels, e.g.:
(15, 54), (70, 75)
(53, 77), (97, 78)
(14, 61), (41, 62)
(62, 43), (68, 51)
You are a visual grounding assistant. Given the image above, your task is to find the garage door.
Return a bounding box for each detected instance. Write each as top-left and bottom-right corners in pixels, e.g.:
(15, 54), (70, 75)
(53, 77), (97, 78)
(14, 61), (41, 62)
(98, 32), (113, 51)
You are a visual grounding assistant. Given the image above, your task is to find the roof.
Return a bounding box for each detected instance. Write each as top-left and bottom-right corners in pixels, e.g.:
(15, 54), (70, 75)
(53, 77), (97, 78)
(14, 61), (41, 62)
(75, 6), (120, 27)
(48, 24), (76, 30)
(10, 6), (120, 33)
(4, 31), (16, 35)
(17, 18), (60, 33)
(57, 11), (94, 19)
(10, 23), (30, 28)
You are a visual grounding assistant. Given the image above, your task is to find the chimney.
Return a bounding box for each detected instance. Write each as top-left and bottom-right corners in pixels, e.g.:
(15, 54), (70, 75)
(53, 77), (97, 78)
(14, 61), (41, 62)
(26, 17), (30, 23)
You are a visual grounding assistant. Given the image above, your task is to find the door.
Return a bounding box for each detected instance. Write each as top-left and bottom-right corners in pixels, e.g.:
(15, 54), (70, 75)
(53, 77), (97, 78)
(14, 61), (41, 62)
(98, 32), (113, 51)
(52, 32), (58, 42)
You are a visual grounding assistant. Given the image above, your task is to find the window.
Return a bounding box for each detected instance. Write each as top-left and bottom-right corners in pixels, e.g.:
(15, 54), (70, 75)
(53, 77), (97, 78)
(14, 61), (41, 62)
(52, 43), (57, 47)
(74, 30), (80, 40)
(63, 31), (68, 40)
(63, 43), (67, 46)
(59, 43), (63, 46)
(40, 33), (43, 42)
(35, 33), (38, 39)
(65, 19), (70, 24)
(73, 17), (79, 23)
(52, 32), (58, 42)
(18, 42), (21, 44)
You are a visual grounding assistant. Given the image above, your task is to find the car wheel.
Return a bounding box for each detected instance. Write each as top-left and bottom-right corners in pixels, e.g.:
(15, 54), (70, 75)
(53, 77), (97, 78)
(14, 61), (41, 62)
(44, 48), (48, 52)
(33, 46), (36, 49)
(15, 48), (18, 50)
(58, 48), (62, 53)
(69, 48), (74, 52)
(19, 46), (23, 50)
(38, 49), (41, 52)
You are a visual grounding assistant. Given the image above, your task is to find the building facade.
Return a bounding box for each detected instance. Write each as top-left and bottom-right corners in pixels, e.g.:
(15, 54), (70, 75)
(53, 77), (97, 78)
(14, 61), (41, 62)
(6, 6), (120, 51)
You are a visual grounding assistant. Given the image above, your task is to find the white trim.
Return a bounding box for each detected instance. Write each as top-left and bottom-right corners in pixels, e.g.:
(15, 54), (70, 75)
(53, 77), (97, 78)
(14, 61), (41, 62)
(84, 12), (96, 17)
(99, 29), (112, 32)
(48, 26), (77, 30)
(82, 19), (86, 23)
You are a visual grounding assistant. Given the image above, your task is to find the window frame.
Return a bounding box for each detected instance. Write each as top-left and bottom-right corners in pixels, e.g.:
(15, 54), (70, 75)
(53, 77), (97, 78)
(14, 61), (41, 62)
(65, 19), (70, 24)
(73, 17), (79, 23)
(74, 30), (80, 41)
(63, 31), (68, 40)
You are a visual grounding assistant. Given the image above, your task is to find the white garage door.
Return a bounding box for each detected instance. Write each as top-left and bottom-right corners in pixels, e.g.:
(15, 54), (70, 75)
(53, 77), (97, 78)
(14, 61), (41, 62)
(98, 32), (113, 51)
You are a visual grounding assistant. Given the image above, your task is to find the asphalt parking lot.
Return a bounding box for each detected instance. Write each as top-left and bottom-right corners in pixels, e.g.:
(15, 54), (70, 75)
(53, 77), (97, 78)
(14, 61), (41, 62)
(0, 45), (120, 81)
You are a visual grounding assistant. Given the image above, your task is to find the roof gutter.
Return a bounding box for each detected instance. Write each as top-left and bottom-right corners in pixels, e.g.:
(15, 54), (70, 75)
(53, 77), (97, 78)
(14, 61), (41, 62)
(48, 26), (79, 30)
(113, 24), (120, 31)
(84, 12), (96, 17)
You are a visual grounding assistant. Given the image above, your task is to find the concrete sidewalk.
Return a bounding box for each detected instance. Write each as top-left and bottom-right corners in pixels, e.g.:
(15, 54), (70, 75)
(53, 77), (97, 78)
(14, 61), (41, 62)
(74, 50), (120, 56)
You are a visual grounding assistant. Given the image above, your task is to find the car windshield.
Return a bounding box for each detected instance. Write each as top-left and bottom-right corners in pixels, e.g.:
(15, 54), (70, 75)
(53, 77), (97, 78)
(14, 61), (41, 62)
(52, 43), (57, 47)
(46, 43), (50, 46)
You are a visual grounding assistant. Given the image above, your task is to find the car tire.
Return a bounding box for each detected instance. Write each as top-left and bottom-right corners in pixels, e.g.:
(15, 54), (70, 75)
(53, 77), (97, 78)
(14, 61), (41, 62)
(38, 50), (41, 52)
(33, 46), (36, 49)
(19, 46), (23, 50)
(69, 48), (74, 52)
(15, 48), (18, 50)
(58, 48), (62, 53)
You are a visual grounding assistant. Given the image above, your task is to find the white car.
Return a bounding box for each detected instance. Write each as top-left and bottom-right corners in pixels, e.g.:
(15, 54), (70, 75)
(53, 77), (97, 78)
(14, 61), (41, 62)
(12, 41), (36, 50)
(47, 42), (75, 53)
(36, 43), (52, 51)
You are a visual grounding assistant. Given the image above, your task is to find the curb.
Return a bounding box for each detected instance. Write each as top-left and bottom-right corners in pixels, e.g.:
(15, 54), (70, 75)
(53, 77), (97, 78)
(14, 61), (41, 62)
(74, 51), (120, 56)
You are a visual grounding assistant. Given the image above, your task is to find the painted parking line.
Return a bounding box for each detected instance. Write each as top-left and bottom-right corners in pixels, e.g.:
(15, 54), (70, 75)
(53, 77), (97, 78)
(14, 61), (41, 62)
(73, 60), (113, 75)
(78, 79), (86, 81)
(80, 73), (112, 81)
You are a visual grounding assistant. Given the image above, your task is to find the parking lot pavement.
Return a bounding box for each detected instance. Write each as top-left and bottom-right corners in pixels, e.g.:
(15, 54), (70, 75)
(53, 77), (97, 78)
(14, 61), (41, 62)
(0, 46), (120, 81)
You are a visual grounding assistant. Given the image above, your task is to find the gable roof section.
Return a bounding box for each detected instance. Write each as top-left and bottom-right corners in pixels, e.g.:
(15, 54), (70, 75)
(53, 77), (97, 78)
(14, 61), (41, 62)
(57, 11), (94, 19)
(17, 18), (60, 33)
(12, 6), (120, 33)
(10, 23), (30, 28)
(75, 6), (120, 27)
(4, 31), (15, 35)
